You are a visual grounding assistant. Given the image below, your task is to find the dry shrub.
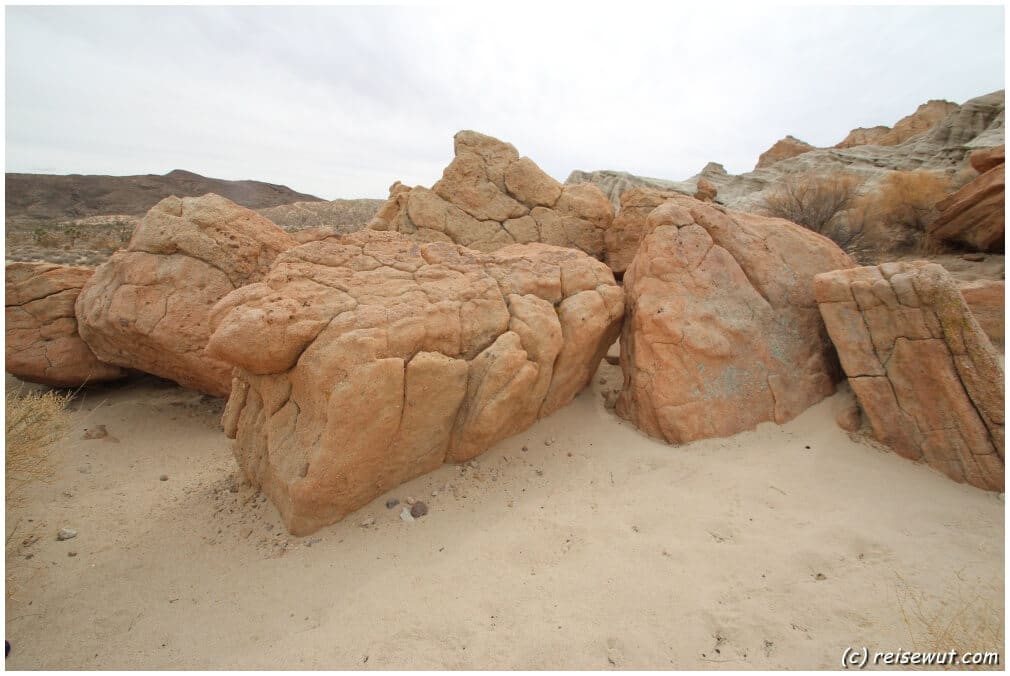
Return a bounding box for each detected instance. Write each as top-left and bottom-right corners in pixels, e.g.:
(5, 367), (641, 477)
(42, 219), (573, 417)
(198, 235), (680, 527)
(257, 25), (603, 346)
(852, 171), (953, 258)
(895, 572), (1003, 670)
(6, 388), (72, 498)
(763, 170), (957, 264)
(762, 172), (863, 234)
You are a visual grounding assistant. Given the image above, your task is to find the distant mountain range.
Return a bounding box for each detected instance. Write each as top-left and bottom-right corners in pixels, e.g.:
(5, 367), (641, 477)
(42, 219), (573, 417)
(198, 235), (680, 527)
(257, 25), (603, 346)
(5, 169), (322, 225)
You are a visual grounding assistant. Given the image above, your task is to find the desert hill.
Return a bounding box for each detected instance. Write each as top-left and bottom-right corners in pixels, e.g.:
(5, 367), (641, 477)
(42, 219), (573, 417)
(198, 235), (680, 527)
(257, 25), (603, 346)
(5, 168), (322, 225)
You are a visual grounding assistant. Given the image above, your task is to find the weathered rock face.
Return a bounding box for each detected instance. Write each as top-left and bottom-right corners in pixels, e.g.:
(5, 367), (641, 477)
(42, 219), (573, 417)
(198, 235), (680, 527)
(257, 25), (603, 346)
(930, 159), (1004, 252)
(694, 177), (718, 202)
(6, 262), (126, 387)
(836, 100), (961, 149)
(960, 279), (1004, 346)
(814, 262), (1004, 491)
(75, 194), (296, 397)
(754, 135), (817, 169)
(615, 195), (853, 444)
(368, 131), (614, 257)
(604, 187), (685, 274)
(207, 230), (624, 534)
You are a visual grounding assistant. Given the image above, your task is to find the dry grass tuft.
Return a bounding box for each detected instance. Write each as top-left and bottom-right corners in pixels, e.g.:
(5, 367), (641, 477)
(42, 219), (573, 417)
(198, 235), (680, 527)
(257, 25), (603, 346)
(6, 388), (73, 499)
(894, 572), (1003, 670)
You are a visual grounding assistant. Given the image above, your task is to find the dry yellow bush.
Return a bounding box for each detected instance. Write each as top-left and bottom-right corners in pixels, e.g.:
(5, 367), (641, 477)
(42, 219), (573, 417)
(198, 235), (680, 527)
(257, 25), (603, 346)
(5, 388), (72, 498)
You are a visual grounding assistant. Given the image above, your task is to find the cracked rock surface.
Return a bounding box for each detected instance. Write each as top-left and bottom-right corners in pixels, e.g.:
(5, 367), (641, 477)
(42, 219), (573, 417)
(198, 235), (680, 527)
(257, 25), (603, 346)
(929, 145), (1004, 252)
(814, 261), (1004, 491)
(959, 279), (1004, 347)
(6, 262), (126, 387)
(604, 187), (686, 274)
(75, 194), (296, 397)
(206, 230), (624, 535)
(615, 195), (853, 444)
(368, 131), (614, 257)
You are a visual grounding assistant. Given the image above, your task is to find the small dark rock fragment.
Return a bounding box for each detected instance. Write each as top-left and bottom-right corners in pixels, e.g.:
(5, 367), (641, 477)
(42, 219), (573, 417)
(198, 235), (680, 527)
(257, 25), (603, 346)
(410, 501), (428, 518)
(159, 474), (169, 482)
(386, 498), (400, 509)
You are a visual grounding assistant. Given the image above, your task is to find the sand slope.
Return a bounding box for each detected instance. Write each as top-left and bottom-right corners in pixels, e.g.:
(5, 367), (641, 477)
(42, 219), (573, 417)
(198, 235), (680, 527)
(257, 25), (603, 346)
(4, 358), (1004, 669)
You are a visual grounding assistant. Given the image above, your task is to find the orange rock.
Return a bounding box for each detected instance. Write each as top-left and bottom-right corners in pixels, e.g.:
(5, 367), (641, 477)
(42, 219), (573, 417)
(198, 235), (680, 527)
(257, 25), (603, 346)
(694, 177), (718, 202)
(754, 135), (816, 169)
(604, 187), (684, 274)
(835, 100), (960, 148)
(368, 131), (614, 256)
(960, 279), (1004, 346)
(835, 403), (862, 433)
(75, 194), (296, 397)
(6, 262), (125, 387)
(207, 230), (624, 534)
(970, 145), (1005, 174)
(930, 163), (1004, 252)
(615, 195), (853, 444)
(814, 262), (1003, 491)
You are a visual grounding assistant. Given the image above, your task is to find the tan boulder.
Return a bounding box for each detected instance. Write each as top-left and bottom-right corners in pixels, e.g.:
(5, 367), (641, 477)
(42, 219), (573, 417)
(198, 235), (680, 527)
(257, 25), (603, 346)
(615, 195), (854, 444)
(75, 194), (296, 397)
(6, 262), (126, 387)
(754, 135), (817, 169)
(694, 177), (718, 202)
(604, 187), (684, 274)
(368, 131), (614, 257)
(814, 262), (1003, 491)
(835, 100), (960, 148)
(929, 163), (1004, 251)
(960, 279), (1004, 346)
(207, 230), (624, 534)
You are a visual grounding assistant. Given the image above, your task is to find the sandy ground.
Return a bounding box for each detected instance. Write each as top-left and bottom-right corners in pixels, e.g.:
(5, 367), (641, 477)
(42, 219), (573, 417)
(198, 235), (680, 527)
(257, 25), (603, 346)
(4, 357), (1004, 669)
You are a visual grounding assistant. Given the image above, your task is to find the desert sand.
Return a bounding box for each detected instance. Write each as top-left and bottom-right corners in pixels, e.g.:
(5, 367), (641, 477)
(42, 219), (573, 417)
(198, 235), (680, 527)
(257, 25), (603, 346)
(4, 353), (1003, 670)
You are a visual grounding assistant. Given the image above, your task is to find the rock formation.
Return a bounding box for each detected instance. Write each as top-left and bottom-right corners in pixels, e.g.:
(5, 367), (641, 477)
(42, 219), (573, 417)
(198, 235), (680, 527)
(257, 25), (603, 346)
(615, 195), (853, 444)
(754, 135), (816, 169)
(930, 145), (1004, 252)
(835, 100), (960, 149)
(813, 262), (1003, 491)
(75, 194), (296, 397)
(694, 177), (718, 202)
(569, 91), (1004, 215)
(6, 262), (126, 387)
(368, 131), (614, 257)
(207, 230), (624, 534)
(960, 279), (1004, 346)
(604, 187), (684, 274)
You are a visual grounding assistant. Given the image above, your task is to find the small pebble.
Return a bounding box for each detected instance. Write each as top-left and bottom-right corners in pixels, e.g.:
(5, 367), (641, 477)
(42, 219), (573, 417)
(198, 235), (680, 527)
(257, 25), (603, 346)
(431, 490), (439, 497)
(359, 516), (375, 528)
(67, 551), (77, 557)
(159, 474), (169, 482)
(544, 438), (554, 447)
(57, 527), (77, 541)
(410, 501), (429, 518)
(814, 572), (827, 581)
(385, 498), (400, 509)
(405, 496), (417, 506)
(399, 507), (415, 522)
(521, 445), (528, 453)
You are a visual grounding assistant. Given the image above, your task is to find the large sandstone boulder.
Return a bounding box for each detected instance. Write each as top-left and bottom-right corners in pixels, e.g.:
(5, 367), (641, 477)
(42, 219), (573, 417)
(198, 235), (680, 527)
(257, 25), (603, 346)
(6, 262), (126, 387)
(814, 262), (1003, 491)
(960, 279), (1004, 347)
(75, 194), (296, 397)
(206, 230), (624, 534)
(929, 156), (1004, 252)
(604, 187), (684, 274)
(615, 195), (854, 444)
(754, 135), (816, 169)
(368, 131), (614, 257)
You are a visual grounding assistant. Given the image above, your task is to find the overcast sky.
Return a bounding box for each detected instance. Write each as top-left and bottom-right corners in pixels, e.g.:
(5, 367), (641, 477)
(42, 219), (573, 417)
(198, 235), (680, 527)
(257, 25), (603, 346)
(5, 4), (1005, 200)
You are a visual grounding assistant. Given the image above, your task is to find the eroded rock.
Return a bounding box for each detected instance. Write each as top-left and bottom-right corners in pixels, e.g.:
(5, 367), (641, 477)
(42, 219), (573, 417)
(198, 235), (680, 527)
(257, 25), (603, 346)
(368, 131), (614, 257)
(75, 194), (296, 396)
(615, 195), (853, 444)
(6, 262), (126, 387)
(755, 135), (816, 169)
(814, 262), (1003, 490)
(930, 158), (1004, 252)
(207, 230), (623, 534)
(960, 279), (1004, 347)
